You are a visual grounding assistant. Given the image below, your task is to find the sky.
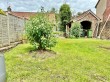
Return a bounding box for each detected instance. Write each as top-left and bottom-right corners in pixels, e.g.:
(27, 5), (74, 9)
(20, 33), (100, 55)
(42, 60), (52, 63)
(0, 0), (98, 14)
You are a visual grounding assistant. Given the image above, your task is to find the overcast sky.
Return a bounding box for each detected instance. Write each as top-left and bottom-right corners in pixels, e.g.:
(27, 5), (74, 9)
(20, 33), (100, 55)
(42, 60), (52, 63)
(0, 0), (98, 14)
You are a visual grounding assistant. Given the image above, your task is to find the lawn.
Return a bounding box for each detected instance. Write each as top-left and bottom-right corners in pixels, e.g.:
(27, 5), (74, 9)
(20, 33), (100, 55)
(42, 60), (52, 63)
(5, 38), (110, 82)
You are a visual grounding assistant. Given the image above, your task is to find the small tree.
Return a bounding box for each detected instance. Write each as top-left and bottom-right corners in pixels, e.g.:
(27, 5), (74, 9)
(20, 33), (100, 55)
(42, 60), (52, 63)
(7, 6), (12, 12)
(59, 4), (72, 32)
(70, 22), (81, 38)
(25, 14), (57, 50)
(41, 6), (45, 12)
(77, 12), (82, 16)
(50, 7), (56, 13)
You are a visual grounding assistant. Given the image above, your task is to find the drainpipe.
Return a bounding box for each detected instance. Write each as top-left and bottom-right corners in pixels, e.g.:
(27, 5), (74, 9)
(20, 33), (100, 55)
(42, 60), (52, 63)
(96, 21), (100, 37)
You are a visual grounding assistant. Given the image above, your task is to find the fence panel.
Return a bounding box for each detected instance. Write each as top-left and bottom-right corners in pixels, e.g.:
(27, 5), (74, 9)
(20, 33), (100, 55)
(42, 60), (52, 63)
(0, 13), (26, 48)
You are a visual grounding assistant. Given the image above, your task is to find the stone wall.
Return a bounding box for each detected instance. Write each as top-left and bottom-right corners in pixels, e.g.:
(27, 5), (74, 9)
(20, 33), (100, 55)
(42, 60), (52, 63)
(98, 21), (110, 39)
(0, 14), (26, 48)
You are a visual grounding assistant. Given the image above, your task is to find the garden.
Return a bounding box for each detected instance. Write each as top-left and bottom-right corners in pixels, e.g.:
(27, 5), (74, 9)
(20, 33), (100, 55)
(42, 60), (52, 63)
(5, 38), (110, 82)
(3, 3), (110, 82)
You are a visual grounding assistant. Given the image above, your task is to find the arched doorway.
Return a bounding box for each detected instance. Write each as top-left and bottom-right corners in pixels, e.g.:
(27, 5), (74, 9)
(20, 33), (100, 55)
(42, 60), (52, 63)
(80, 21), (92, 37)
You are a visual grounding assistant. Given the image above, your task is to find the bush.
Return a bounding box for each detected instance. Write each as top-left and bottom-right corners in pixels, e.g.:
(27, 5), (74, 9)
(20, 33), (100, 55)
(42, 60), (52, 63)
(0, 9), (6, 15)
(70, 22), (81, 38)
(25, 14), (57, 50)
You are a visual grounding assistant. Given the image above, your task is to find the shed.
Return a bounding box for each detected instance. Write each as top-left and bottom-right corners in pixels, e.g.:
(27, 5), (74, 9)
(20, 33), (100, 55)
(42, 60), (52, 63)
(66, 10), (100, 38)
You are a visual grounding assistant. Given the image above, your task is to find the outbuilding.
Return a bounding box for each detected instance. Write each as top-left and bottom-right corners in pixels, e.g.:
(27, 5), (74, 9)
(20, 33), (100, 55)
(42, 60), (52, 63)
(66, 10), (100, 38)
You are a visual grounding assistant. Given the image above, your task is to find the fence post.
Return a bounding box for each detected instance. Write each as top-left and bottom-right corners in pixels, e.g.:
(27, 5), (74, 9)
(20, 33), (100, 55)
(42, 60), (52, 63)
(7, 13), (10, 46)
(1, 14), (3, 47)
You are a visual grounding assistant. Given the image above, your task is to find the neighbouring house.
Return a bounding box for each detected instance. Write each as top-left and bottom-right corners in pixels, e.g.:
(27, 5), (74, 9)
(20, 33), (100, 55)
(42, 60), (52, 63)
(95, 0), (110, 39)
(5, 9), (56, 31)
(7, 11), (56, 24)
(95, 0), (107, 21)
(66, 10), (100, 38)
(95, 0), (110, 21)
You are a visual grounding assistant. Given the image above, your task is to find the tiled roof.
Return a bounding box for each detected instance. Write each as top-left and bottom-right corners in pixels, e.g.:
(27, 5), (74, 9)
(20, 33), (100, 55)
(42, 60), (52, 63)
(5, 11), (55, 20)
(8, 12), (36, 19)
(72, 10), (100, 22)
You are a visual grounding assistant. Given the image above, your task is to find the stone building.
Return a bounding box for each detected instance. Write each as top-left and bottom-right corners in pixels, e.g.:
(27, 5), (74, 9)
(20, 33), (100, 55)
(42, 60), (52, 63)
(66, 10), (100, 38)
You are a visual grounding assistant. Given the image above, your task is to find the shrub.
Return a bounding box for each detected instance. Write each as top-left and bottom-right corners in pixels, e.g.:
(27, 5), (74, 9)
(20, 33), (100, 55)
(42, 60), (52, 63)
(25, 14), (57, 50)
(70, 22), (81, 38)
(0, 9), (6, 15)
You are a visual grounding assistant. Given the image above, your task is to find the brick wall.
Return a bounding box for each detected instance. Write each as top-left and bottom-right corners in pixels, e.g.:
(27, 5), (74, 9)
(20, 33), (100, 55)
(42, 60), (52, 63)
(98, 21), (110, 39)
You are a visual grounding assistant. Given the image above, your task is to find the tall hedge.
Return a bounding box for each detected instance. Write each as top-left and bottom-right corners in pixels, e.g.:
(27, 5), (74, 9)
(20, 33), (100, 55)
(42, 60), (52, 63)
(59, 4), (72, 32)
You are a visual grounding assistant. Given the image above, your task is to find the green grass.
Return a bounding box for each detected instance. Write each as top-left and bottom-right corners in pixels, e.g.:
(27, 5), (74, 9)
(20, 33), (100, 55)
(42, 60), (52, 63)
(5, 38), (110, 82)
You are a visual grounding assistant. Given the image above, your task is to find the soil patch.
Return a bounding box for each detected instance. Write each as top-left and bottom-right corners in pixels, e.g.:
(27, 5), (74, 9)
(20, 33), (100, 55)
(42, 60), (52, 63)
(29, 50), (56, 59)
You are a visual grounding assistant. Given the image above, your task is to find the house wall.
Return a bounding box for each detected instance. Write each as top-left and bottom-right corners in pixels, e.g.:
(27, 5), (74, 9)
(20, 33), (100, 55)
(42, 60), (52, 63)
(0, 13), (26, 48)
(103, 8), (110, 21)
(96, 0), (110, 39)
(98, 21), (110, 39)
(107, 0), (110, 7)
(103, 0), (110, 21)
(96, 0), (107, 21)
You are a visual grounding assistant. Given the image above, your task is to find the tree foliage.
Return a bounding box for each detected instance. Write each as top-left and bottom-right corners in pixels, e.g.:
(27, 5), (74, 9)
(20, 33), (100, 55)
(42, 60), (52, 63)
(41, 6), (45, 12)
(59, 4), (72, 32)
(0, 9), (6, 15)
(7, 6), (12, 12)
(77, 12), (82, 16)
(50, 7), (56, 13)
(25, 14), (57, 50)
(70, 22), (81, 38)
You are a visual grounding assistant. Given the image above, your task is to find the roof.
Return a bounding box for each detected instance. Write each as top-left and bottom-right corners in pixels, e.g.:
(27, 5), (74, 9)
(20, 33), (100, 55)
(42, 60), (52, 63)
(95, 0), (100, 8)
(71, 10), (100, 22)
(5, 11), (55, 20)
(5, 11), (36, 19)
